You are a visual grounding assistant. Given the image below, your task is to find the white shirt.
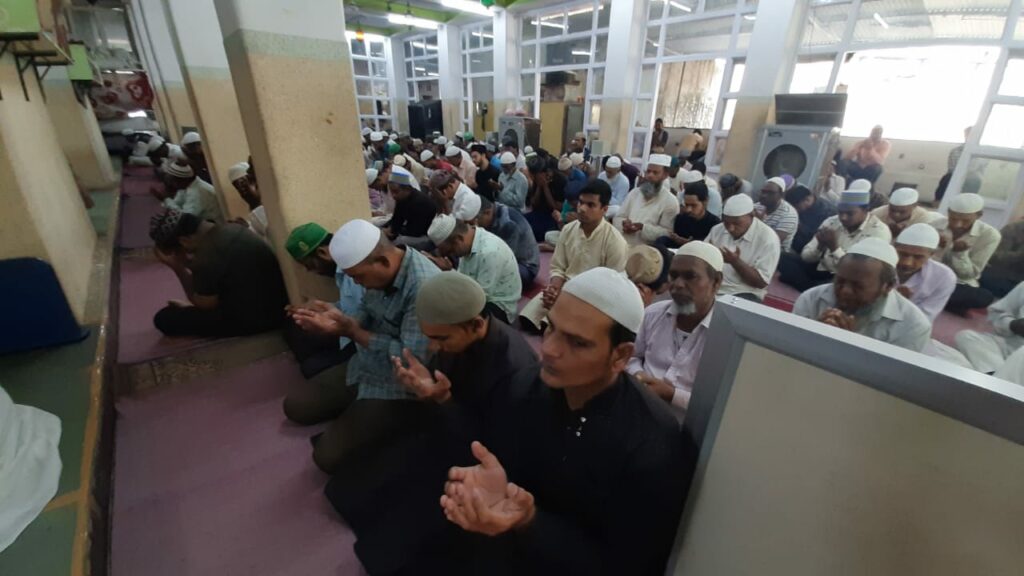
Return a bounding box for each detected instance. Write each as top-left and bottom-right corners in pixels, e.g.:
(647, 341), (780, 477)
(934, 219), (1002, 287)
(706, 218), (780, 300)
(793, 284), (932, 352)
(612, 182), (680, 246)
(801, 213), (892, 273)
(987, 282), (1024, 351)
(598, 171), (631, 207)
(452, 183), (477, 221)
(249, 205), (268, 238)
(163, 177), (223, 222)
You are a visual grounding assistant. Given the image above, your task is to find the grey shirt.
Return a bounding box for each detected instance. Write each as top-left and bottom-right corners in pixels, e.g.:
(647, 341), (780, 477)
(498, 169), (529, 211)
(793, 284), (932, 353)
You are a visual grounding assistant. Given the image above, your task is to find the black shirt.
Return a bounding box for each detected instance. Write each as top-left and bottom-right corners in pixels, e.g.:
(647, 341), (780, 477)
(673, 211), (721, 241)
(188, 223), (288, 330)
(389, 189), (437, 238)
(474, 164), (502, 202)
(793, 196), (837, 253)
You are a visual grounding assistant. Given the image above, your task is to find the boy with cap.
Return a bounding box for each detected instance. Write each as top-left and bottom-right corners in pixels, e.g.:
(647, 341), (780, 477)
(613, 154), (680, 246)
(427, 214), (522, 324)
(180, 131), (211, 183)
(437, 267), (688, 576)
(148, 209), (287, 338)
(954, 281), (1024, 375)
(894, 223), (956, 322)
(384, 166), (437, 251)
(598, 155), (631, 217)
(159, 161), (223, 223)
(793, 237), (931, 352)
(872, 187), (945, 237)
(936, 192), (1003, 313)
(227, 161), (267, 238)
(780, 188), (891, 291)
(368, 131), (388, 164)
(285, 219), (439, 474)
(706, 195), (780, 301)
(755, 177), (799, 252)
(629, 242), (723, 419)
(496, 151), (529, 211)
(477, 196), (541, 288)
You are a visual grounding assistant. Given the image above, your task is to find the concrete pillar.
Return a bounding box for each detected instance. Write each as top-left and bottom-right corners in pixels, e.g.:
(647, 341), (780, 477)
(127, 0), (171, 133)
(492, 8), (518, 120)
(164, 0), (250, 220)
(390, 35), (410, 132)
(213, 0), (369, 302)
(43, 67), (118, 190)
(719, 0), (807, 178)
(133, 0), (198, 139)
(0, 53), (97, 322)
(437, 23), (463, 136)
(598, 0), (648, 155)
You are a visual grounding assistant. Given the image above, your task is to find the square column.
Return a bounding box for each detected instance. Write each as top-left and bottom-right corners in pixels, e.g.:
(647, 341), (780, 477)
(43, 67), (118, 190)
(492, 8), (518, 120)
(214, 0), (370, 302)
(597, 0), (648, 154)
(437, 23), (463, 136)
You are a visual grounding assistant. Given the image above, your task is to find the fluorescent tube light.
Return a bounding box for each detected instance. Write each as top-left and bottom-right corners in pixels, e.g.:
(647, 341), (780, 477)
(388, 13), (439, 30)
(441, 0), (491, 16)
(873, 12), (889, 29)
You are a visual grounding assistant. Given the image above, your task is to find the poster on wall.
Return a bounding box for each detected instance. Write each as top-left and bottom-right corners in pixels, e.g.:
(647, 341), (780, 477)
(89, 71), (155, 120)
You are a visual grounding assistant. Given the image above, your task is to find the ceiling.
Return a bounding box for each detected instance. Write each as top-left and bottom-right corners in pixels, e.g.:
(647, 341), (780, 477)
(343, 0), (516, 36)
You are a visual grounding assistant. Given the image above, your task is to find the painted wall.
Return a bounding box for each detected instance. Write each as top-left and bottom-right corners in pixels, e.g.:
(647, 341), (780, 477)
(44, 68), (118, 190)
(0, 54), (97, 322)
(134, 0), (197, 138)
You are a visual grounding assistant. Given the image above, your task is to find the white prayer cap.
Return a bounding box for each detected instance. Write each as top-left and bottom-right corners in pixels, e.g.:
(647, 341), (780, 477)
(445, 146), (461, 158)
(848, 178), (872, 192)
(765, 176), (787, 190)
(168, 144), (186, 161)
(392, 154), (407, 167)
(370, 131), (384, 142)
(459, 192), (482, 221)
(389, 133), (398, 141)
(569, 152), (584, 166)
(500, 151), (516, 165)
(557, 156), (572, 171)
(679, 169), (703, 184)
(412, 138), (423, 146)
(365, 168), (379, 186)
(146, 136), (165, 152)
(605, 156), (622, 169)
(181, 131), (201, 146)
(428, 214), (457, 245)
(949, 192), (984, 214)
(648, 154), (672, 168)
(329, 219), (382, 270)
(722, 194), (755, 217)
(420, 150), (435, 163)
(896, 223), (940, 250)
(675, 240), (724, 273)
(435, 136), (448, 146)
(561, 267), (645, 334)
(121, 128), (134, 136)
(847, 237), (898, 268)
(165, 161), (194, 179)
(228, 162), (250, 183)
(890, 187), (919, 206)
(361, 127), (372, 136)
(524, 145), (534, 154)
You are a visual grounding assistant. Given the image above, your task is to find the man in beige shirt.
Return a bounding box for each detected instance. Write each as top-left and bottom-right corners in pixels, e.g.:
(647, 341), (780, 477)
(706, 195), (780, 302)
(520, 180), (628, 332)
(871, 187), (945, 237)
(841, 124), (891, 184)
(613, 154), (679, 247)
(937, 193), (1003, 314)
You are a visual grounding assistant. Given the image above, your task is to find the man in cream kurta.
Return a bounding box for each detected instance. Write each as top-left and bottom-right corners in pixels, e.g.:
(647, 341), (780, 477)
(954, 281), (1024, 374)
(613, 154), (679, 247)
(935, 193), (1003, 313)
(706, 195), (780, 301)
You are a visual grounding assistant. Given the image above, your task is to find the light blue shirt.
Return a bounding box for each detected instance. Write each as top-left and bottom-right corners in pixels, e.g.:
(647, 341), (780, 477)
(599, 171), (630, 207)
(335, 271), (366, 349)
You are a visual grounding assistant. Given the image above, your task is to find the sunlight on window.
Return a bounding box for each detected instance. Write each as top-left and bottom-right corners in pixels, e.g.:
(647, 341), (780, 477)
(833, 46), (997, 143)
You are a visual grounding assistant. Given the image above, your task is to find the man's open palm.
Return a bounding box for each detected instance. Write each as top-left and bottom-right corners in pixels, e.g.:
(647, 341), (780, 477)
(440, 442), (534, 536)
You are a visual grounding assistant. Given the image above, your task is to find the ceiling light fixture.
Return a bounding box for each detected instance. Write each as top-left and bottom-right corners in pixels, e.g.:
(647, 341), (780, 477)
(873, 12), (889, 29)
(531, 19), (567, 30)
(387, 13), (439, 30)
(440, 0), (491, 16)
(347, 30), (388, 43)
(571, 50), (591, 56)
(669, 1), (692, 12)
(743, 14), (756, 21)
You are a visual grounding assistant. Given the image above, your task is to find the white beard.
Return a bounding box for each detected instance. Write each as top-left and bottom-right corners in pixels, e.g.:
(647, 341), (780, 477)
(674, 301), (697, 316)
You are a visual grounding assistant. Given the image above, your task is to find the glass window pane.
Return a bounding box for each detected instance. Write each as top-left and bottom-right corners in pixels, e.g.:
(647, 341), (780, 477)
(981, 105), (1024, 149)
(358, 99), (375, 115)
(592, 68), (605, 96)
(645, 25), (660, 59)
(521, 44), (536, 68)
(379, 118), (393, 132)
(406, 61), (414, 78)
(568, 6), (594, 34)
(631, 131), (649, 159)
(369, 41), (385, 58)
(590, 101), (602, 125)
(722, 98), (737, 130)
(801, 3), (848, 49)
(663, 15), (733, 56)
(371, 61), (387, 78)
(540, 38), (592, 67)
(482, 24), (494, 47)
(640, 64), (657, 95)
(522, 18), (537, 41)
(521, 73), (536, 97)
(736, 14), (755, 50)
(462, 32), (469, 51)
(425, 36), (438, 52)
(471, 77), (494, 102)
(351, 39), (367, 57)
(469, 52), (494, 74)
(470, 28), (481, 49)
(649, 0), (666, 21)
(594, 33), (608, 63)
(462, 78), (469, 97)
(372, 81), (389, 98)
(352, 59), (369, 77)
(375, 99), (391, 116)
(853, 0), (1008, 43)
(634, 99), (654, 128)
(597, 1), (611, 28)
(704, 0), (737, 11)
(999, 57), (1024, 97)
(413, 42), (425, 58)
(656, 59), (726, 128)
(729, 62), (746, 92)
(789, 56), (834, 93)
(539, 13), (565, 38)
(423, 59), (439, 76)
(1017, 13), (1024, 40)
(403, 41), (413, 58)
(668, 0), (698, 17)
(356, 79), (371, 96)
(966, 158), (1021, 201)
(408, 81), (416, 97)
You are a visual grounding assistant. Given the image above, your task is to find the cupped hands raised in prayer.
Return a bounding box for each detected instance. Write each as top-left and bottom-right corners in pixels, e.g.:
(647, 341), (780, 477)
(288, 300), (356, 337)
(440, 441), (536, 537)
(391, 348), (452, 403)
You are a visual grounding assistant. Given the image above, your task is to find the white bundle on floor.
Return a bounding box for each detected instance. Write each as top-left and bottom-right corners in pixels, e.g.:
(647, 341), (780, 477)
(0, 386), (62, 553)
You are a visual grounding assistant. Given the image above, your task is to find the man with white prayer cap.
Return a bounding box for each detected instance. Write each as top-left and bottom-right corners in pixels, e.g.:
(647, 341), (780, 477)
(872, 186), (945, 236)
(755, 176), (799, 252)
(227, 161), (267, 238)
(368, 130), (388, 164)
(676, 168), (723, 217)
(954, 281), (1024, 375)
(794, 237), (931, 352)
(894, 223), (956, 322)
(706, 194), (780, 301)
(781, 187), (891, 291)
(437, 266), (689, 576)
(628, 241), (723, 419)
(937, 192), (1003, 313)
(612, 153), (680, 246)
(180, 131), (209, 183)
(426, 213), (522, 324)
(157, 160), (223, 222)
(445, 145), (478, 189)
(365, 167), (394, 224)
(497, 151), (529, 210)
(384, 165), (436, 250)
(598, 155), (630, 217)
(285, 218), (440, 474)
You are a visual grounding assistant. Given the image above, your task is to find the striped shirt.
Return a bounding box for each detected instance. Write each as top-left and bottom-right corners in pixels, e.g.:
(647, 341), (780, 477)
(755, 200), (799, 252)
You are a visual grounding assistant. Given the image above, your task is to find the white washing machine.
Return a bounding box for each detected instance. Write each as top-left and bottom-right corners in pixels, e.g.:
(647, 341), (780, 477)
(749, 125), (841, 191)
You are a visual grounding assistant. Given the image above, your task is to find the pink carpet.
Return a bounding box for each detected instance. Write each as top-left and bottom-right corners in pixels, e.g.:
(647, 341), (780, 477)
(112, 354), (366, 576)
(117, 257), (212, 363)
